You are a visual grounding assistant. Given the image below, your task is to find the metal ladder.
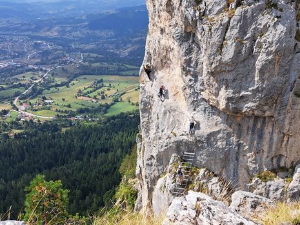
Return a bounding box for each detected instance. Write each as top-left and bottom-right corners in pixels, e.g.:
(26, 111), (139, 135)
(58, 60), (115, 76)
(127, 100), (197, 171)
(172, 151), (196, 196)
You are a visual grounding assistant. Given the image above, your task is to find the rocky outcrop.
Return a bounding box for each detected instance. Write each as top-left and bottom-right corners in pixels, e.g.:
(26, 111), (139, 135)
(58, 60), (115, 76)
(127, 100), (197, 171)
(248, 177), (286, 201)
(163, 191), (257, 225)
(0, 222), (26, 225)
(246, 165), (300, 202)
(287, 165), (300, 201)
(230, 191), (274, 221)
(137, 0), (300, 213)
(152, 154), (179, 216)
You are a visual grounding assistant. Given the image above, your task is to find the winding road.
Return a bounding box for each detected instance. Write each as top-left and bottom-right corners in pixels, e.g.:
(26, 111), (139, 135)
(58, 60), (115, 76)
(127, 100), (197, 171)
(13, 68), (57, 119)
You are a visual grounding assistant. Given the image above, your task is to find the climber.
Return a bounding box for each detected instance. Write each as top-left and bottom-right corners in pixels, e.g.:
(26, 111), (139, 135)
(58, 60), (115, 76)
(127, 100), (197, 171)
(177, 166), (184, 185)
(144, 64), (152, 80)
(189, 117), (195, 135)
(159, 85), (165, 100)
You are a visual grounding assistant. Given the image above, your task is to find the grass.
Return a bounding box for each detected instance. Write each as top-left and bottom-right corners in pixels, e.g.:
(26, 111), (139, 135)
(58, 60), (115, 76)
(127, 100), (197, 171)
(0, 88), (25, 97)
(297, 11), (300, 21)
(106, 102), (138, 116)
(254, 171), (276, 182)
(296, 29), (300, 42)
(93, 205), (163, 225)
(6, 111), (19, 122)
(27, 110), (58, 117)
(0, 103), (11, 111)
(12, 72), (41, 82)
(260, 202), (300, 225)
(27, 75), (139, 117)
(122, 90), (139, 103)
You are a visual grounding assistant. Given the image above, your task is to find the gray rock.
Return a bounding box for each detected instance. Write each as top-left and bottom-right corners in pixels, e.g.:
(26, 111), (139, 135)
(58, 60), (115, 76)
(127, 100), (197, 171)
(194, 168), (234, 203)
(137, 0), (300, 213)
(152, 153), (180, 216)
(287, 165), (300, 201)
(163, 191), (257, 225)
(152, 173), (175, 216)
(248, 177), (286, 201)
(230, 191), (274, 221)
(0, 222), (26, 225)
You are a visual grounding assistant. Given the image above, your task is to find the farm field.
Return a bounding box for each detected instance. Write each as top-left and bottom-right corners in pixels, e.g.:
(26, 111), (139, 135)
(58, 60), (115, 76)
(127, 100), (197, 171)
(21, 75), (140, 117)
(0, 88), (25, 98)
(106, 102), (138, 116)
(0, 103), (11, 111)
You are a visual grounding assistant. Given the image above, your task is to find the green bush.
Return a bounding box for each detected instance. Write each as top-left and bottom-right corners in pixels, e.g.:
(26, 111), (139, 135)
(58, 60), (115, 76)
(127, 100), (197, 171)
(255, 171), (276, 182)
(296, 29), (300, 42)
(23, 175), (69, 224)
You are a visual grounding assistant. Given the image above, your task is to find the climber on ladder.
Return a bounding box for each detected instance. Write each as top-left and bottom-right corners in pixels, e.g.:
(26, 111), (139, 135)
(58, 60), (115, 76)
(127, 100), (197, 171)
(158, 85), (166, 101)
(144, 64), (152, 80)
(177, 166), (184, 185)
(189, 117), (196, 135)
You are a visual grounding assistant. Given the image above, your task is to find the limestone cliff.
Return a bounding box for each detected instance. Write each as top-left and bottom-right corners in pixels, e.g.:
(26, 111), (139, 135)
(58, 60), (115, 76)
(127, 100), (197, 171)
(137, 0), (300, 213)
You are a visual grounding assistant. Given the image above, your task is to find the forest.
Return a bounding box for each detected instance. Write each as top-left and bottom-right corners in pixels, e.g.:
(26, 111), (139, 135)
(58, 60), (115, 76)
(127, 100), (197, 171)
(0, 112), (139, 218)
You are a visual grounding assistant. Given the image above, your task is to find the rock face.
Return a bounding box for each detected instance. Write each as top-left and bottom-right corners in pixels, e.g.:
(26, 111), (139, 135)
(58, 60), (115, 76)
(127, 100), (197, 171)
(248, 177), (286, 201)
(163, 191), (257, 225)
(137, 0), (300, 213)
(230, 191), (274, 221)
(287, 165), (300, 201)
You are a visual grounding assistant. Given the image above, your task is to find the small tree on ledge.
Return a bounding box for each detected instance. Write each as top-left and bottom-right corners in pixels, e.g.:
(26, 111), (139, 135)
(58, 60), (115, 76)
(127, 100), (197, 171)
(24, 174), (69, 225)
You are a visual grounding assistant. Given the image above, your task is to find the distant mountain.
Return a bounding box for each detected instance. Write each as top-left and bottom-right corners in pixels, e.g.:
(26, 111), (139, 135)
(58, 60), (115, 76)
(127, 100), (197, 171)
(0, 2), (39, 20)
(88, 5), (148, 35)
(0, 0), (146, 19)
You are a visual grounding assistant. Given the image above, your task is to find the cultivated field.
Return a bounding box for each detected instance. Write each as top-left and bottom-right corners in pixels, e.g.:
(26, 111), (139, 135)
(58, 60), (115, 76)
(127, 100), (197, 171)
(24, 75), (140, 117)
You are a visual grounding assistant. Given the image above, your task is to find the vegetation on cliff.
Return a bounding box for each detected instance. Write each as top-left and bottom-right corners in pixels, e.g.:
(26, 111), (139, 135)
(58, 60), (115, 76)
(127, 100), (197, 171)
(94, 145), (162, 225)
(0, 113), (139, 219)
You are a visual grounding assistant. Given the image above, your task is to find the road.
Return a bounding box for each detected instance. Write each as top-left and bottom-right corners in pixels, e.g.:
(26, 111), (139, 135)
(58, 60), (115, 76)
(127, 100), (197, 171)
(13, 68), (57, 119)
(27, 52), (37, 60)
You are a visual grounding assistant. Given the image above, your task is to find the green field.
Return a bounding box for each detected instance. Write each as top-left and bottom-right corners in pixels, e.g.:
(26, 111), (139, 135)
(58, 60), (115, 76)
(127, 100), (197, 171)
(27, 110), (59, 117)
(5, 111), (19, 122)
(24, 75), (139, 117)
(12, 72), (41, 83)
(106, 102), (138, 116)
(0, 88), (25, 97)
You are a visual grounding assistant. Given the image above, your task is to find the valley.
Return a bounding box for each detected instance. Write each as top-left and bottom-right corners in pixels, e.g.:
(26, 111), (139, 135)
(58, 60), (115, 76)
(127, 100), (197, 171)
(0, 1), (146, 220)
(0, 4), (147, 125)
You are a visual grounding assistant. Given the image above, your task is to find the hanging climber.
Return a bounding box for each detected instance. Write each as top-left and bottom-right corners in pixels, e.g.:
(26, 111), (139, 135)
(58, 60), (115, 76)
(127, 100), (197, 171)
(158, 85), (165, 101)
(144, 64), (152, 80)
(189, 117), (196, 135)
(177, 166), (184, 185)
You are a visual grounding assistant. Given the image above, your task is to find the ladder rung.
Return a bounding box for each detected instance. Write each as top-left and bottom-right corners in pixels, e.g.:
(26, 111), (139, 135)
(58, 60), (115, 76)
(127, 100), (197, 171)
(172, 192), (183, 194)
(184, 152), (195, 155)
(175, 187), (185, 190)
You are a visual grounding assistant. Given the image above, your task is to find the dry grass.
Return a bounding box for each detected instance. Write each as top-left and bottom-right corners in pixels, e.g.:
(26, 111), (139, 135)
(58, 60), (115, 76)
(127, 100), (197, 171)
(260, 202), (300, 225)
(93, 206), (163, 225)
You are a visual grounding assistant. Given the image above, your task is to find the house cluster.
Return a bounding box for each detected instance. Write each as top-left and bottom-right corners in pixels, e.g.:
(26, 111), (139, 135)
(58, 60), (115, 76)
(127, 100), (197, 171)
(0, 61), (22, 69)
(20, 103), (30, 111)
(20, 99), (54, 111)
(18, 112), (34, 121)
(69, 115), (99, 122)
